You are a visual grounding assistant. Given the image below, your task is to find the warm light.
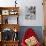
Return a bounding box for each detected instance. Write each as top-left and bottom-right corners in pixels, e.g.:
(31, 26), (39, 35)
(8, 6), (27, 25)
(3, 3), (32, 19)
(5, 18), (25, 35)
(14, 29), (17, 32)
(11, 10), (14, 11)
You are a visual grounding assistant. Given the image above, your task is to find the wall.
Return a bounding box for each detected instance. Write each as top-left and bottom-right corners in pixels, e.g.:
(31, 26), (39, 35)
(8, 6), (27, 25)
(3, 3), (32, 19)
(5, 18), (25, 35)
(0, 0), (44, 26)
(18, 0), (44, 26)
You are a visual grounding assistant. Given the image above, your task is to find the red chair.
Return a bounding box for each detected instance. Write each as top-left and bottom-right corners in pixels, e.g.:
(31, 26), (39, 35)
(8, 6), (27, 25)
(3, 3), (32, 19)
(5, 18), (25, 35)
(21, 28), (41, 46)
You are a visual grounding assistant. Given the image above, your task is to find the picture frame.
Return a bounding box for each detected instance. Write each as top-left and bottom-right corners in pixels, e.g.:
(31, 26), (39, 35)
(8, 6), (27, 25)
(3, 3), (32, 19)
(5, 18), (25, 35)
(25, 6), (36, 20)
(2, 10), (9, 15)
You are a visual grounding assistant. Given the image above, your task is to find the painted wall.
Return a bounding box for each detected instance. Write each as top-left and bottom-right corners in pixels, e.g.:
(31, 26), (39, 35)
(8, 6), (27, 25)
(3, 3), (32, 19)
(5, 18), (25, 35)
(18, 0), (44, 26)
(0, 0), (44, 26)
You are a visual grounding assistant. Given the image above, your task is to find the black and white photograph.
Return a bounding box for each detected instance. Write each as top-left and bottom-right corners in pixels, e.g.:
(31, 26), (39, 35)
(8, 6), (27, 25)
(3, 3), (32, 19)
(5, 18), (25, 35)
(25, 6), (36, 20)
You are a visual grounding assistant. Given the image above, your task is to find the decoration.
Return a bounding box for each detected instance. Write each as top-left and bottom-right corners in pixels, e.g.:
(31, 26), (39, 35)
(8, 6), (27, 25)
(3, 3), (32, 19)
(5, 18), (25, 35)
(2, 10), (9, 15)
(25, 6), (36, 20)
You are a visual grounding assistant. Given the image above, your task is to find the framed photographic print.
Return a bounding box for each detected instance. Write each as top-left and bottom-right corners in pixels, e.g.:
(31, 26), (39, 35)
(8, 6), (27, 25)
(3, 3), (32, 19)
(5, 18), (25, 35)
(2, 10), (9, 15)
(25, 6), (36, 20)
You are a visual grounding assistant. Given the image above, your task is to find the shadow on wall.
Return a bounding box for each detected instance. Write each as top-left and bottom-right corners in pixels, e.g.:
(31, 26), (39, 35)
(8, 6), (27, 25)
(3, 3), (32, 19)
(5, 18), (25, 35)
(18, 26), (44, 44)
